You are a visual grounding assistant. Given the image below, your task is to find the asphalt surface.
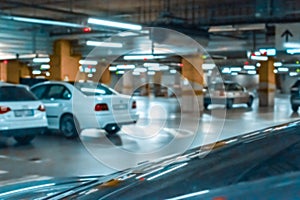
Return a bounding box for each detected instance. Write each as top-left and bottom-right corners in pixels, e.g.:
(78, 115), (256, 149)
(0, 94), (299, 185)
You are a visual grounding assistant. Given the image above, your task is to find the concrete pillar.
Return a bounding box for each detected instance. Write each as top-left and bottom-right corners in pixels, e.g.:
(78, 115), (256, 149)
(181, 55), (204, 113)
(258, 57), (276, 107)
(0, 60), (28, 83)
(153, 71), (163, 97)
(122, 71), (133, 95)
(50, 40), (81, 81)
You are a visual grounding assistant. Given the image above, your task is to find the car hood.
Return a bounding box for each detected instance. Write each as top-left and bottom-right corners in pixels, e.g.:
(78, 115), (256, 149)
(1, 120), (300, 199)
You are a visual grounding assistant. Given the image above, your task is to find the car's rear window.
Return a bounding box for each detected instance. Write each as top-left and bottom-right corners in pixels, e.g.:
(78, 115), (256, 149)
(75, 83), (116, 96)
(0, 86), (37, 101)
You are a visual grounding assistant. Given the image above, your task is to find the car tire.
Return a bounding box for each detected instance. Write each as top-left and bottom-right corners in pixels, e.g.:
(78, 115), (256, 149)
(60, 115), (79, 139)
(105, 124), (121, 135)
(14, 135), (35, 144)
(292, 105), (298, 112)
(204, 103), (209, 110)
(247, 96), (254, 108)
(226, 99), (233, 109)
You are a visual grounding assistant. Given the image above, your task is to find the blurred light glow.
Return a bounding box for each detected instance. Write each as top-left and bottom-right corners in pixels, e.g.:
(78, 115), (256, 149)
(286, 49), (300, 55)
(40, 64), (50, 70)
(88, 18), (142, 30)
(86, 41), (123, 48)
(109, 66), (117, 71)
(202, 63), (216, 70)
(33, 57), (50, 63)
(247, 70), (257, 75)
(79, 60), (98, 65)
(116, 64), (135, 69)
(124, 55), (166, 60)
(274, 62), (283, 67)
(289, 72), (298, 76)
(278, 67), (289, 72)
(244, 65), (255, 70)
(32, 70), (41, 75)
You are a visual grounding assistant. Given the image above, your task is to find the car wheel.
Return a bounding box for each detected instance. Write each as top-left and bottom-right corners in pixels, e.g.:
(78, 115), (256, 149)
(226, 99), (233, 109)
(60, 115), (79, 139)
(292, 105), (298, 112)
(14, 135), (35, 144)
(247, 96), (254, 108)
(105, 124), (121, 135)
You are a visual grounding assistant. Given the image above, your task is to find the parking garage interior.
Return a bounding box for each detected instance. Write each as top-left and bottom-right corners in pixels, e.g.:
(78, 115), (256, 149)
(1, 0), (300, 197)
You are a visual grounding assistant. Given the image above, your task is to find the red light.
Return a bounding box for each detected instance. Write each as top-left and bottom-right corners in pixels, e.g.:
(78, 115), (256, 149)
(244, 61), (249, 65)
(83, 27), (92, 32)
(0, 106), (11, 114)
(132, 101), (137, 109)
(179, 63), (184, 67)
(38, 105), (46, 112)
(143, 58), (147, 61)
(95, 103), (109, 111)
(3, 60), (8, 65)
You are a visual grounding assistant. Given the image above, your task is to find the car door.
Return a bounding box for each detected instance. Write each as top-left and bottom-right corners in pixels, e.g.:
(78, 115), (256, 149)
(234, 84), (248, 103)
(32, 84), (72, 129)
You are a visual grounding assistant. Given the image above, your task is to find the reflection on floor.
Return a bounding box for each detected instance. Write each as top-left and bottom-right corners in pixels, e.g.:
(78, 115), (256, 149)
(0, 94), (299, 183)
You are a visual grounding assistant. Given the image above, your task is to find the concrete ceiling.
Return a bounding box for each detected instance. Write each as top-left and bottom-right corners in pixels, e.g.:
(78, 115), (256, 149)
(1, 0), (300, 65)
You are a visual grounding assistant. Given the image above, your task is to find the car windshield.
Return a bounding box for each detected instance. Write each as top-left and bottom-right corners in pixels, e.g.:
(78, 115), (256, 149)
(74, 82), (117, 96)
(0, 86), (37, 101)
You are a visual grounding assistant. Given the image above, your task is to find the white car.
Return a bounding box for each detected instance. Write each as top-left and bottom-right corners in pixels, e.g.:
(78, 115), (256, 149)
(31, 81), (139, 138)
(0, 82), (48, 144)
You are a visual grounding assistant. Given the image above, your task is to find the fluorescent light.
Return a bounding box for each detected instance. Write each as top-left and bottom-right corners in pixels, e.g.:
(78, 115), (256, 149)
(278, 67), (289, 72)
(134, 68), (147, 73)
(289, 72), (298, 76)
(256, 63), (261, 67)
(274, 69), (278, 73)
(1, 15), (84, 28)
(32, 70), (42, 75)
(132, 71), (140, 76)
(250, 55), (268, 61)
(109, 66), (117, 71)
(274, 62), (282, 67)
(88, 18), (142, 30)
(116, 71), (125, 75)
(247, 70), (257, 75)
(244, 65), (256, 70)
(33, 57), (50, 63)
(116, 64), (135, 69)
(286, 49), (300, 55)
(202, 63), (216, 70)
(40, 64), (50, 70)
(86, 41), (123, 48)
(124, 55), (166, 60)
(222, 67), (231, 73)
(79, 60), (98, 65)
(45, 72), (50, 77)
(159, 65), (169, 71)
(231, 72), (238, 75)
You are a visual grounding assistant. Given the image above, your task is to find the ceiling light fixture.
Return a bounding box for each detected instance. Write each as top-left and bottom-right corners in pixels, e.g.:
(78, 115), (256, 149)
(1, 15), (85, 28)
(33, 57), (50, 63)
(88, 18), (142, 31)
(86, 41), (123, 48)
(124, 55), (166, 60)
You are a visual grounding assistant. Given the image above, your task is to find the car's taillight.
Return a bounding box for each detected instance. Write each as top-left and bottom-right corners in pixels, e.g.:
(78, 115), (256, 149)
(95, 103), (109, 111)
(38, 105), (46, 112)
(132, 101), (137, 109)
(0, 106), (11, 114)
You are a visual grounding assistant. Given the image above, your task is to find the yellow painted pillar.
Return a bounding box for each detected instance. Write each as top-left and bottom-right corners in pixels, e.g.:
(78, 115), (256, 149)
(50, 40), (81, 81)
(258, 57), (276, 107)
(181, 55), (204, 113)
(0, 60), (26, 83)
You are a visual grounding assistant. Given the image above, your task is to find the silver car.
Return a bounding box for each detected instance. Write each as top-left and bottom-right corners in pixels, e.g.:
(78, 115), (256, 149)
(204, 81), (254, 109)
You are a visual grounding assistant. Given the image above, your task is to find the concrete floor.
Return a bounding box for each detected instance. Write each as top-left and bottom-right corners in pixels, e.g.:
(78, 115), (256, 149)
(0, 94), (299, 185)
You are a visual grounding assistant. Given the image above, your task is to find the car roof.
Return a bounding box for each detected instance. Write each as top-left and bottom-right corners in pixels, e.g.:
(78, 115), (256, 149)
(0, 82), (28, 88)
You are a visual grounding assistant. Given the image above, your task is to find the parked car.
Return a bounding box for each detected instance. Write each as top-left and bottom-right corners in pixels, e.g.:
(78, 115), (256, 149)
(0, 82), (47, 144)
(0, 120), (300, 199)
(204, 81), (254, 109)
(290, 79), (300, 112)
(30, 81), (139, 138)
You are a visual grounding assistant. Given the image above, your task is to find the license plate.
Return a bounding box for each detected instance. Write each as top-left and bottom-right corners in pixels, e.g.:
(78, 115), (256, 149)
(14, 110), (34, 117)
(113, 104), (127, 110)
